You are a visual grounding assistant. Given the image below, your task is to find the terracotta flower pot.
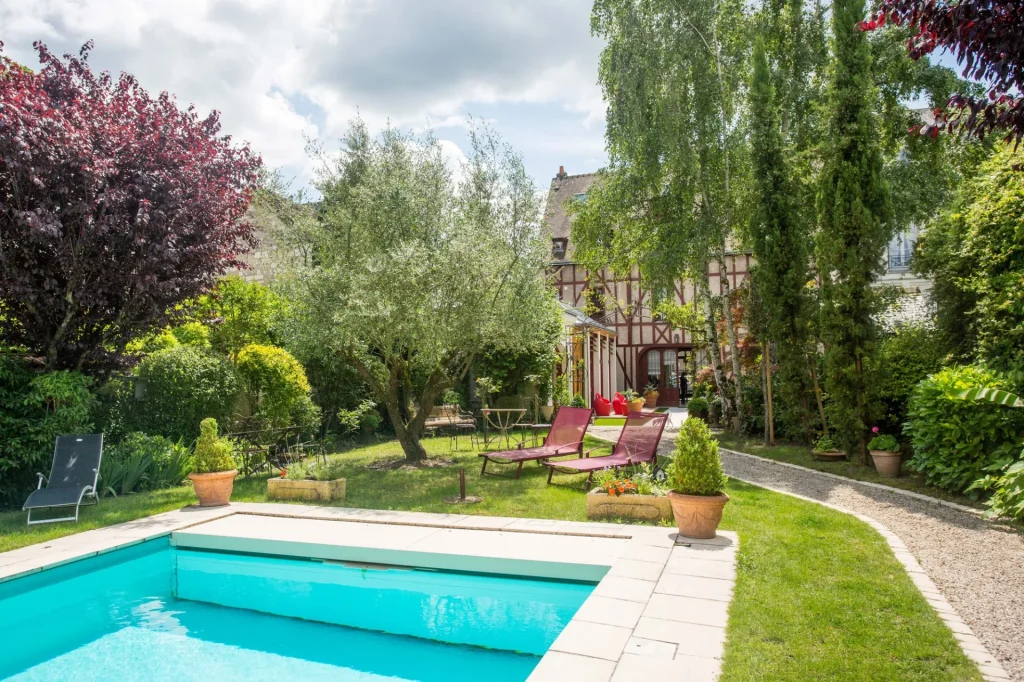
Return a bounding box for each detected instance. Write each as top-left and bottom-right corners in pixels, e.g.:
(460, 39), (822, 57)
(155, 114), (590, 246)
(189, 470), (237, 507)
(668, 491), (729, 539)
(644, 393), (658, 408)
(627, 399), (645, 413)
(870, 450), (902, 478)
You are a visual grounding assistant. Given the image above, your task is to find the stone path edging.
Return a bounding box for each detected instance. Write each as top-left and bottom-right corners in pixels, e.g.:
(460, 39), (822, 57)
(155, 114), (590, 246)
(720, 466), (1011, 682)
(718, 447), (985, 517)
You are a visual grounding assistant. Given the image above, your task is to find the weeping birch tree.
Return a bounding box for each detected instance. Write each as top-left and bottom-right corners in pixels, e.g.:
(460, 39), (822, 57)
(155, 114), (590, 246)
(278, 120), (559, 461)
(570, 0), (751, 428)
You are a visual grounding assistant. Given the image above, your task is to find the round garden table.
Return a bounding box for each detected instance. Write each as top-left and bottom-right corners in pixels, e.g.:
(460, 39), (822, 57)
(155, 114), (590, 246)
(481, 408), (528, 450)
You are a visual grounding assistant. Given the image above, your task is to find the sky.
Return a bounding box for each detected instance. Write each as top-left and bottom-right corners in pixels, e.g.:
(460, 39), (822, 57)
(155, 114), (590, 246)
(0, 0), (610, 195)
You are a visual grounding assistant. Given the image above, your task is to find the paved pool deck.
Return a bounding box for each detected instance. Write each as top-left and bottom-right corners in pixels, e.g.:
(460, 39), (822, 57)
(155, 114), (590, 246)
(0, 503), (738, 682)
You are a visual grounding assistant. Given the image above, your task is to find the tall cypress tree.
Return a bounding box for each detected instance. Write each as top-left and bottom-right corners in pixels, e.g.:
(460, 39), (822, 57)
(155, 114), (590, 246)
(816, 0), (892, 462)
(748, 36), (814, 442)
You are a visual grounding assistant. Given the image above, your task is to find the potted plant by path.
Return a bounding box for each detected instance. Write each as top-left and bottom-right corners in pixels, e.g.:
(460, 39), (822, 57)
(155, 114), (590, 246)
(188, 418), (237, 507)
(269, 459), (347, 501)
(624, 388), (645, 413)
(867, 428), (902, 478)
(686, 396), (710, 422)
(666, 418), (729, 539)
(812, 435), (846, 462)
(644, 383), (660, 408)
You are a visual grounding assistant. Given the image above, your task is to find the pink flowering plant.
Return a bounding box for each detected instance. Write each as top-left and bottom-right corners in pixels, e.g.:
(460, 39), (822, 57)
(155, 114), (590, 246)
(867, 427), (900, 452)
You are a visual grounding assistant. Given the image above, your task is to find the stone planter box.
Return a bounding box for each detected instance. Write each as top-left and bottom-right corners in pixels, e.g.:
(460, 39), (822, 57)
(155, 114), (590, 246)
(267, 477), (346, 502)
(586, 491), (673, 522)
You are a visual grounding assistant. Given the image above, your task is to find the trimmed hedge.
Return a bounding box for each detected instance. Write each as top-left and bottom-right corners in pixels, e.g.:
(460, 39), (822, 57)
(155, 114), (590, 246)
(904, 365), (1024, 495)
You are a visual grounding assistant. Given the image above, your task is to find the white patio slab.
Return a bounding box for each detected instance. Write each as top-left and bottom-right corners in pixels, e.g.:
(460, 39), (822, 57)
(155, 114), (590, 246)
(0, 503), (739, 681)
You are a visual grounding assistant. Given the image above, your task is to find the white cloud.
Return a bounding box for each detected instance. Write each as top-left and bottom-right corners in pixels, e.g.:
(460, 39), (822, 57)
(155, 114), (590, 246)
(0, 0), (606, 187)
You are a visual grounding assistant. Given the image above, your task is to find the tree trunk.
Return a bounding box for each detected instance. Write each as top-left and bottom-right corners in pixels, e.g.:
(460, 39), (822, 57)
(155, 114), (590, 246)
(761, 351), (770, 446)
(809, 353), (828, 436)
(766, 343), (775, 446)
(697, 270), (732, 427)
(717, 253), (745, 431)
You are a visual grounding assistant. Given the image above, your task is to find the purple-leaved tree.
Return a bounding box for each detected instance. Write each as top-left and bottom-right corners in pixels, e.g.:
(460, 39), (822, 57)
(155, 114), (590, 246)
(0, 42), (262, 370)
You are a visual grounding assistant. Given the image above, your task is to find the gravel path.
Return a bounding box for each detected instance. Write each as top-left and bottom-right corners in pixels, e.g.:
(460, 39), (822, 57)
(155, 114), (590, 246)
(589, 425), (1024, 681)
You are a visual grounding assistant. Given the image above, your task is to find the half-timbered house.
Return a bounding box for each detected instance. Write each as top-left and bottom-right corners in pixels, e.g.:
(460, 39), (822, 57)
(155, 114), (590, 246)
(544, 167), (752, 407)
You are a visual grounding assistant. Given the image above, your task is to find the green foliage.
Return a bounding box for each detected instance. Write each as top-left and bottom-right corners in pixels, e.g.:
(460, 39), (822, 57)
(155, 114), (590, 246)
(125, 329), (180, 355)
(126, 346), (239, 442)
(474, 377), (502, 408)
(905, 366), (1024, 494)
(816, 0), (893, 461)
(193, 418), (235, 474)
(278, 120), (557, 461)
(195, 276), (282, 357)
(170, 322), (211, 348)
(973, 459), (1024, 522)
(0, 358), (95, 504)
(687, 396), (710, 414)
(875, 325), (945, 433)
(553, 374), (572, 409)
(285, 458), (346, 482)
(747, 36), (814, 441)
(337, 399), (381, 437)
(666, 418), (728, 495)
(867, 433), (900, 452)
(441, 389), (464, 407)
(570, 394), (586, 409)
(475, 341), (558, 402)
(235, 344), (320, 431)
(922, 146), (1024, 374)
(99, 432), (192, 497)
(814, 435), (837, 452)
(623, 388), (640, 402)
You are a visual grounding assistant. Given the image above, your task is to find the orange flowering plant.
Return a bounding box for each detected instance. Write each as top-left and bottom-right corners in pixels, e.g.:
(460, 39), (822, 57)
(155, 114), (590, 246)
(602, 478), (638, 497)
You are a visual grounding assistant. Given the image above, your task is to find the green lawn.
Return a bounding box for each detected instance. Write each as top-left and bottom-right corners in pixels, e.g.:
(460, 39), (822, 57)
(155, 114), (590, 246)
(0, 435), (981, 681)
(715, 431), (982, 509)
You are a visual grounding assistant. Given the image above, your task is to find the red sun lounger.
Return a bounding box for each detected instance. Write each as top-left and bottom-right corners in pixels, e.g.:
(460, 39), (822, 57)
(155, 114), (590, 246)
(478, 406), (594, 478)
(544, 411), (668, 487)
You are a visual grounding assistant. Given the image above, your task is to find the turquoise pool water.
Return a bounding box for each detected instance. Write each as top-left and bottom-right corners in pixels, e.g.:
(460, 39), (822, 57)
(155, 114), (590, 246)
(0, 539), (594, 681)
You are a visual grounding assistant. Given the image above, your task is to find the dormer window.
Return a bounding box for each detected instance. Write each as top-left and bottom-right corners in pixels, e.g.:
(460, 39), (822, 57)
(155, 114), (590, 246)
(552, 237), (568, 260)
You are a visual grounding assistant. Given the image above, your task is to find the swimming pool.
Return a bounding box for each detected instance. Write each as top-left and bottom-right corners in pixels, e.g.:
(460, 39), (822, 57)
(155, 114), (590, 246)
(0, 538), (594, 681)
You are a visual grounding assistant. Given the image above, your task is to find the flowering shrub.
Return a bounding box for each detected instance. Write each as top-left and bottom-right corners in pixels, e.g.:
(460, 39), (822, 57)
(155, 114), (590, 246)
(867, 431), (900, 452)
(601, 478), (638, 497)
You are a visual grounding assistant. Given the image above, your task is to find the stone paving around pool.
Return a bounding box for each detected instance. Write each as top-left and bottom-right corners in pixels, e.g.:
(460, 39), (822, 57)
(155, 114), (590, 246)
(0, 503), (737, 682)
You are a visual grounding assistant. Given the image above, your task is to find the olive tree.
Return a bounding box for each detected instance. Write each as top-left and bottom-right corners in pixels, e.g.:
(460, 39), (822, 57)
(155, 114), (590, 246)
(279, 120), (559, 461)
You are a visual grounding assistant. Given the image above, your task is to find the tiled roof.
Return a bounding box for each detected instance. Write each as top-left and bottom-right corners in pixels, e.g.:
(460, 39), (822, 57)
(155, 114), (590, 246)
(544, 172), (601, 242)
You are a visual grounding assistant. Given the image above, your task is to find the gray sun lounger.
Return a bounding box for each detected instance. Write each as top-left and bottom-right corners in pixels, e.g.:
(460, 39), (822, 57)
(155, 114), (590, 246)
(23, 434), (103, 525)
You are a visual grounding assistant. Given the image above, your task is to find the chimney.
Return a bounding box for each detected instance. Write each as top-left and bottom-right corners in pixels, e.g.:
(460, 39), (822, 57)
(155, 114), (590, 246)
(556, 165), (568, 180)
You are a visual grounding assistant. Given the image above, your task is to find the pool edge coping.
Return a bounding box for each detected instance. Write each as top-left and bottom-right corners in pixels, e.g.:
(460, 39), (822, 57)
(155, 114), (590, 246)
(0, 504), (739, 682)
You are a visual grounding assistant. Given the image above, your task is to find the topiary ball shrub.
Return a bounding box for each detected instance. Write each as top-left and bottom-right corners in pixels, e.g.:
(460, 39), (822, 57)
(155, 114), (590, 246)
(125, 346), (240, 442)
(235, 344), (321, 431)
(904, 365), (1024, 495)
(666, 417), (728, 496)
(193, 418), (235, 474)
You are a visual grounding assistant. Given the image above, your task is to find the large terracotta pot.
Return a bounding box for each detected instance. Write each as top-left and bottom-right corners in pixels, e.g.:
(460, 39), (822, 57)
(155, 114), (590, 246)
(627, 399), (645, 413)
(189, 470), (237, 507)
(644, 392), (659, 408)
(668, 491), (729, 539)
(870, 450), (902, 478)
